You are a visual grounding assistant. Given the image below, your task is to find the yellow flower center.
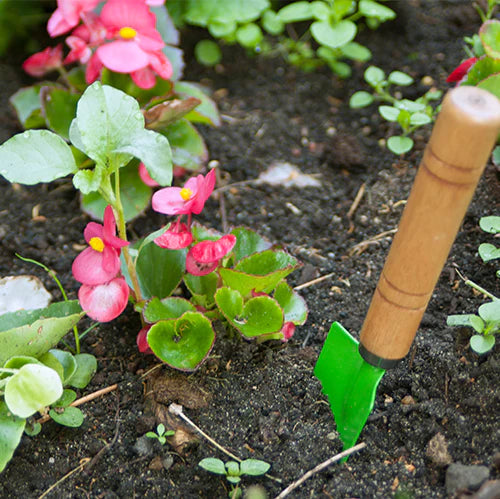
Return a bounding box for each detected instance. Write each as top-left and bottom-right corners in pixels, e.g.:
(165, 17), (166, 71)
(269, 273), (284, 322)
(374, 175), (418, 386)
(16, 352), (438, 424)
(89, 237), (105, 252)
(119, 26), (137, 40)
(180, 188), (193, 201)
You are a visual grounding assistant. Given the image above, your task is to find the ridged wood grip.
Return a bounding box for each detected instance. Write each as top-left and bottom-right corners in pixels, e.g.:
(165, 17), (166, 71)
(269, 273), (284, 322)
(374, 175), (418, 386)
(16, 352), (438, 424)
(359, 86), (500, 367)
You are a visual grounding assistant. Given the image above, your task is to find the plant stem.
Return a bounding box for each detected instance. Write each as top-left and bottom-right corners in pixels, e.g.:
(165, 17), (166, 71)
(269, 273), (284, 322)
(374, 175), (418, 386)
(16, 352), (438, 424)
(112, 165), (143, 303)
(455, 267), (499, 301)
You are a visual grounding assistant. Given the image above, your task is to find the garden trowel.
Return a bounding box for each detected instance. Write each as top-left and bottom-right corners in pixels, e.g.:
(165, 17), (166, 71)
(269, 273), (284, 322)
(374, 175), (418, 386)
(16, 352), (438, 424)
(315, 86), (500, 454)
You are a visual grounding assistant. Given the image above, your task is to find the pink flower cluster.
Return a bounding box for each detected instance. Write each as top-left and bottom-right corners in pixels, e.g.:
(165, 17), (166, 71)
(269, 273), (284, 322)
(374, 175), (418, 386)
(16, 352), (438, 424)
(152, 169), (236, 276)
(72, 206), (130, 322)
(23, 0), (172, 89)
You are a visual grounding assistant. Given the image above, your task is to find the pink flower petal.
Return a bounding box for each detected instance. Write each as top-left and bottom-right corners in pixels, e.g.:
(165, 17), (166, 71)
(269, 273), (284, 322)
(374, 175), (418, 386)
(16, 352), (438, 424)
(85, 52), (103, 84)
(83, 221), (104, 244)
(191, 234), (236, 263)
(22, 45), (63, 77)
(154, 224), (193, 249)
(72, 247), (121, 285)
(186, 249), (218, 276)
(152, 187), (190, 215)
(78, 277), (130, 322)
(103, 205), (129, 249)
(47, 9), (74, 37)
(131, 67), (157, 89)
(148, 51), (173, 80)
(135, 32), (165, 52)
(190, 169), (216, 214)
(281, 322), (295, 342)
(137, 326), (153, 354)
(97, 40), (150, 73)
(138, 162), (159, 187)
(101, 0), (158, 34)
(146, 0), (165, 5)
(64, 36), (91, 65)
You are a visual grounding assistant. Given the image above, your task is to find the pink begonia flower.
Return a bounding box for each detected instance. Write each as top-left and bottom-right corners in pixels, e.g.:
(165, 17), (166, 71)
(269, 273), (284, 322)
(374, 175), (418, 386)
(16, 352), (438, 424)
(152, 169), (216, 216)
(281, 322), (295, 342)
(79, 277), (130, 322)
(64, 13), (107, 65)
(145, 0), (165, 5)
(186, 234), (236, 276)
(138, 162), (159, 187)
(137, 325), (153, 354)
(22, 45), (63, 77)
(47, 0), (101, 37)
(446, 57), (477, 84)
(154, 223), (193, 250)
(72, 206), (129, 286)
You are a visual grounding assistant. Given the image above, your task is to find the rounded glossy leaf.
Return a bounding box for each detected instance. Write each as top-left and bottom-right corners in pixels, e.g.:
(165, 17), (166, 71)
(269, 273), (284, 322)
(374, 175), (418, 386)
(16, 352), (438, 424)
(195, 40), (222, 66)
(329, 61), (351, 79)
(470, 334), (495, 355)
(387, 136), (413, 155)
(208, 20), (236, 38)
(477, 73), (500, 100)
(470, 315), (486, 333)
(447, 314), (477, 327)
(3, 356), (42, 370)
(379, 105), (400, 122)
(388, 70), (414, 86)
(478, 301), (500, 323)
(310, 1), (330, 21)
(341, 42), (371, 62)
(478, 243), (500, 262)
(66, 354), (97, 389)
(311, 20), (356, 49)
(231, 227), (272, 262)
(147, 312), (215, 371)
(262, 9), (284, 35)
(49, 406), (84, 427)
(364, 66), (385, 86)
(410, 112), (432, 126)
(274, 282), (308, 325)
(240, 459), (271, 476)
(143, 297), (196, 323)
(0, 401), (26, 473)
(199, 457), (227, 475)
(479, 216), (500, 234)
(395, 99), (426, 112)
(277, 1), (313, 22)
(479, 20), (500, 59)
(359, 0), (396, 22)
(350, 91), (374, 109)
(41, 87), (79, 139)
(225, 460), (241, 477)
(53, 389), (77, 408)
(5, 364), (63, 418)
(184, 273), (218, 307)
(48, 349), (77, 384)
(236, 23), (263, 48)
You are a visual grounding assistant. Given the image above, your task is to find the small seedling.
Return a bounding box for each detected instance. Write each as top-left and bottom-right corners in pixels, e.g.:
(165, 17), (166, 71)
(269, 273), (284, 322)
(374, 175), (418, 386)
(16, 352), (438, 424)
(350, 65), (442, 155)
(199, 457), (270, 498)
(146, 424), (174, 445)
(447, 216), (500, 354)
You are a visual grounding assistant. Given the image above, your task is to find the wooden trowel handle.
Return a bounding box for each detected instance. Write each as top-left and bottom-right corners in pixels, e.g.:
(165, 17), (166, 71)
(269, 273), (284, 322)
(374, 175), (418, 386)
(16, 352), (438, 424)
(359, 86), (500, 368)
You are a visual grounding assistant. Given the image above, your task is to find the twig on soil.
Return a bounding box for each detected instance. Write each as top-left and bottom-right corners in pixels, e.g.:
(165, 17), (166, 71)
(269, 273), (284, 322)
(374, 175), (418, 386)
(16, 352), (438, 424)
(36, 383), (118, 424)
(452, 265), (499, 300)
(294, 272), (334, 291)
(38, 458), (91, 499)
(169, 403), (282, 484)
(274, 442), (367, 499)
(347, 182), (366, 220)
(348, 228), (397, 256)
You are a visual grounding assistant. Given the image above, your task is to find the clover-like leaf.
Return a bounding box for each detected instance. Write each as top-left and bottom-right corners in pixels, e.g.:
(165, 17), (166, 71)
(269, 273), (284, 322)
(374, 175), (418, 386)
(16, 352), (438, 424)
(479, 216), (500, 234)
(470, 334), (496, 355)
(350, 91), (374, 109)
(66, 354), (97, 389)
(147, 312), (215, 371)
(387, 136), (413, 155)
(478, 243), (500, 262)
(143, 297), (196, 323)
(478, 301), (500, 323)
(49, 406), (84, 427)
(274, 282), (308, 325)
(311, 20), (356, 49)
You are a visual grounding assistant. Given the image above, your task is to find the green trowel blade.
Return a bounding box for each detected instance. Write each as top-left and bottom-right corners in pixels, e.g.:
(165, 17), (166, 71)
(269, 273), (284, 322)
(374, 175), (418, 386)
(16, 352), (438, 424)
(314, 322), (385, 452)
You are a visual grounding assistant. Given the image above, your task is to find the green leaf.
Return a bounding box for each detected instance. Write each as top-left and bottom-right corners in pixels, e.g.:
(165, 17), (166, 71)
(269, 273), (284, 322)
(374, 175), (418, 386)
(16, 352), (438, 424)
(477, 73), (500, 100)
(470, 334), (495, 354)
(135, 243), (187, 300)
(3, 356), (42, 370)
(311, 20), (357, 49)
(364, 65), (385, 86)
(395, 99), (426, 113)
(143, 297), (196, 323)
(217, 291), (283, 339)
(0, 130), (77, 185)
(329, 61), (351, 79)
(359, 0), (396, 22)
(447, 314), (480, 327)
(387, 136), (413, 155)
(274, 282), (308, 325)
(410, 112), (432, 126)
(463, 56), (500, 87)
(208, 19), (236, 38)
(378, 105), (400, 121)
(236, 22), (263, 48)
(194, 40), (222, 66)
(49, 406), (84, 427)
(66, 354), (97, 389)
(53, 389), (77, 408)
(262, 9), (284, 35)
(5, 364), (63, 418)
(0, 301), (84, 366)
(231, 227), (272, 262)
(479, 20), (500, 59)
(310, 1), (330, 21)
(73, 167), (104, 195)
(48, 349), (77, 384)
(185, 0), (269, 26)
(199, 457), (227, 475)
(37, 352), (64, 381)
(478, 301), (500, 323)
(24, 421), (41, 437)
(0, 401), (26, 473)
(9, 85), (44, 127)
(144, 98), (202, 130)
(479, 216), (500, 234)
(163, 119), (208, 171)
(349, 91), (374, 108)
(184, 273), (218, 308)
(340, 42), (371, 62)
(470, 315), (486, 333)
(147, 312), (215, 371)
(41, 87), (79, 140)
(240, 459), (271, 476)
(277, 1), (313, 22)
(388, 71), (414, 86)
(81, 162), (152, 222)
(478, 243), (500, 262)
(493, 145), (500, 166)
(175, 81), (221, 126)
(226, 460), (241, 477)
(220, 250), (301, 296)
(227, 476), (241, 484)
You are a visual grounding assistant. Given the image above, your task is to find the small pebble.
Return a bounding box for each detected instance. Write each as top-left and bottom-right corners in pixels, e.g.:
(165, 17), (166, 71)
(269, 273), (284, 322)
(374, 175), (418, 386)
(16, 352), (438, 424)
(401, 395), (415, 405)
(446, 463), (489, 494)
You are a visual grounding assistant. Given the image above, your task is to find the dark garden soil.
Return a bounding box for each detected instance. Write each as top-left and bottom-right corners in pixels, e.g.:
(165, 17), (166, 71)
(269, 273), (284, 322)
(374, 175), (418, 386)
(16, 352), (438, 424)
(0, 1), (499, 498)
